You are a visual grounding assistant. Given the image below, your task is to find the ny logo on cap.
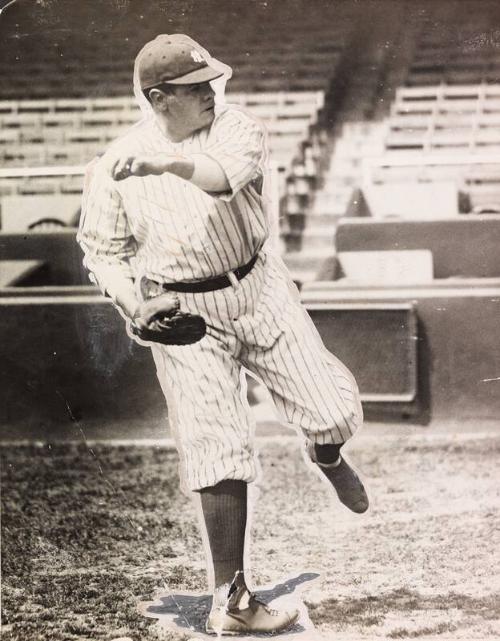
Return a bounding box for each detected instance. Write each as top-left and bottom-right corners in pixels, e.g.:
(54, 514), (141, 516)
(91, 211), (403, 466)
(190, 49), (204, 63)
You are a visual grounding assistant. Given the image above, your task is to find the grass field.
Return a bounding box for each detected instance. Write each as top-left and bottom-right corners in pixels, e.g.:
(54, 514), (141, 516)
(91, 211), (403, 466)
(1, 426), (500, 640)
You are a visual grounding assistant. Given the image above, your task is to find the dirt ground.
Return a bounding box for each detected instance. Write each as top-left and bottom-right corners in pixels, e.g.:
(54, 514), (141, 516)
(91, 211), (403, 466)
(1, 424), (499, 641)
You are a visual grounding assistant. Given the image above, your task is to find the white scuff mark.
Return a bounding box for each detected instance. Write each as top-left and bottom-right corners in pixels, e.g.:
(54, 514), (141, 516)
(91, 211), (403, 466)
(481, 376), (500, 382)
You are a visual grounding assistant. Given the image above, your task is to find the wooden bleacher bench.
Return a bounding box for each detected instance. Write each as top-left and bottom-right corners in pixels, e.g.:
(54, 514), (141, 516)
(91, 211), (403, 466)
(90, 96), (135, 111)
(266, 119), (311, 135)
(385, 133), (426, 150)
(21, 129), (65, 144)
(17, 179), (58, 195)
(52, 98), (91, 113)
(431, 131), (473, 147)
(64, 129), (108, 144)
(396, 84), (483, 101)
(0, 113), (40, 128)
(59, 175), (84, 194)
(16, 100), (54, 114)
(477, 113), (500, 126)
(41, 113), (80, 127)
(475, 130), (500, 145)
(115, 112), (141, 126)
(80, 112), (119, 127)
(2, 143), (46, 165)
(435, 113), (476, 127)
(0, 130), (20, 144)
(45, 143), (100, 165)
(0, 101), (19, 115)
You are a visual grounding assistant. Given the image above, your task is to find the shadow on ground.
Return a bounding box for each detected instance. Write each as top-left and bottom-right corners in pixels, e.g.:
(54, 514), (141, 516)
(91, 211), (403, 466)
(138, 572), (321, 639)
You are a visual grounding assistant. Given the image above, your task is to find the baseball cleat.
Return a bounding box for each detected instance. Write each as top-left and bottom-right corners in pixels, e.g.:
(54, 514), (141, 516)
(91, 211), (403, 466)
(206, 576), (299, 635)
(308, 445), (369, 513)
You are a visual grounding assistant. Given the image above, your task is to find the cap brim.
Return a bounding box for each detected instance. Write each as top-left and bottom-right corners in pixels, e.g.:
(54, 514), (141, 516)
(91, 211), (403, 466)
(166, 65), (224, 85)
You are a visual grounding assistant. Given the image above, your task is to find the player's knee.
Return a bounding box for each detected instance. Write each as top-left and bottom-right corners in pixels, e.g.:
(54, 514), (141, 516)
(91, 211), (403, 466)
(336, 403), (363, 436)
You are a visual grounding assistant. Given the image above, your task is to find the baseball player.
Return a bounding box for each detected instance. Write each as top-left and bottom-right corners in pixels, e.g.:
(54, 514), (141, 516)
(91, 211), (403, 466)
(78, 34), (368, 635)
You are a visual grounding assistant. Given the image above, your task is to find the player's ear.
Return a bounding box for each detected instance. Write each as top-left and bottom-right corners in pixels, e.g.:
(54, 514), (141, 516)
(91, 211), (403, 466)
(148, 88), (170, 112)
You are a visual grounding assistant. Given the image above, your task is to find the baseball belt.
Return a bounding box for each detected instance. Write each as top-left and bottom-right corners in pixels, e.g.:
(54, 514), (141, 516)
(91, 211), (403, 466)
(156, 253), (259, 294)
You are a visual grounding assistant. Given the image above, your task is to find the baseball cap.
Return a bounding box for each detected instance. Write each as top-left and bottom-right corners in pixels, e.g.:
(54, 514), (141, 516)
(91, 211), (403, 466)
(136, 34), (224, 90)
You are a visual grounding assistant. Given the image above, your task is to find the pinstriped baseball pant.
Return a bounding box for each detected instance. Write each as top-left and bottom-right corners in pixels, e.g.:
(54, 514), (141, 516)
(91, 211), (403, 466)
(149, 249), (363, 491)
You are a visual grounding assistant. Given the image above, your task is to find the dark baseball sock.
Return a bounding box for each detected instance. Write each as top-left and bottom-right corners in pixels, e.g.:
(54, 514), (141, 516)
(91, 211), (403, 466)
(199, 479), (247, 589)
(314, 442), (344, 465)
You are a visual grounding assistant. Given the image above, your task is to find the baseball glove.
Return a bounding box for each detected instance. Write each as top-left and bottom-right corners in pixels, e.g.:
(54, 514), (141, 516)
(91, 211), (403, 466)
(131, 292), (206, 346)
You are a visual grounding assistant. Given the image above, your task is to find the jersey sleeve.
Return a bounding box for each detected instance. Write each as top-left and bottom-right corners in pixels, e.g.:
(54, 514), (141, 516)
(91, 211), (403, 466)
(77, 156), (138, 297)
(204, 108), (266, 201)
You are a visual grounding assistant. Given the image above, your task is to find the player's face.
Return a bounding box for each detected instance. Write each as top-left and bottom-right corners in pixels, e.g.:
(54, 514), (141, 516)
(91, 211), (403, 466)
(167, 82), (215, 136)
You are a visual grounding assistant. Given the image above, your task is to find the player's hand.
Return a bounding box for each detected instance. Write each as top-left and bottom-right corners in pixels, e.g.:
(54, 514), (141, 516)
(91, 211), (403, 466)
(109, 153), (171, 181)
(132, 293), (181, 330)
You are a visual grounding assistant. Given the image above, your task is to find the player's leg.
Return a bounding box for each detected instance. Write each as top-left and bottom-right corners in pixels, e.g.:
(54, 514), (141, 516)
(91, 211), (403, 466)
(239, 255), (368, 512)
(242, 321), (368, 513)
(198, 479), (247, 588)
(150, 336), (298, 633)
(150, 334), (252, 583)
(243, 315), (368, 512)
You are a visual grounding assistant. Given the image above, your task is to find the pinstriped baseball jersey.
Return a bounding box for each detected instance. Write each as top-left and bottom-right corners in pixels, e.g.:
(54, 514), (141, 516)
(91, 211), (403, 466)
(78, 105), (269, 292)
(78, 100), (363, 492)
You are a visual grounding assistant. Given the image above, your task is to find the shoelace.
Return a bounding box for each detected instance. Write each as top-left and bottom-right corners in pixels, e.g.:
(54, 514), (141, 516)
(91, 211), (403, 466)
(249, 593), (280, 616)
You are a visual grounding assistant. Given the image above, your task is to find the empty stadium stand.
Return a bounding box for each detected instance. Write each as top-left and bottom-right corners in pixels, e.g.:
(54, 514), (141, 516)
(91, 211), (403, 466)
(1, 0), (500, 430)
(0, 92), (324, 169)
(281, 1), (500, 283)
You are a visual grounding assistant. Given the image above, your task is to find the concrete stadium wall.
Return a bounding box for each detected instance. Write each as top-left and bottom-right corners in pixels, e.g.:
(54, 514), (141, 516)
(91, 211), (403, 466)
(335, 216), (500, 279)
(0, 230), (87, 285)
(2, 280), (499, 437)
(0, 293), (167, 440)
(302, 280), (500, 423)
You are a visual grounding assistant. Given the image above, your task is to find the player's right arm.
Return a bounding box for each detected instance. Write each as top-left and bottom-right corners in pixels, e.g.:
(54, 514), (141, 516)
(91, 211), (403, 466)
(107, 109), (265, 200)
(77, 156), (141, 321)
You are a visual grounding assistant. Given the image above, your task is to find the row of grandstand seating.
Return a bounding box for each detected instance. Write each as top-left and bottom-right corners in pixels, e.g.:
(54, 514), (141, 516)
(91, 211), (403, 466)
(317, 84), (500, 203)
(386, 84), (500, 151)
(0, 92), (324, 117)
(0, 92), (325, 204)
(284, 81), (500, 279)
(4, 2), (500, 279)
(0, 2), (350, 243)
(359, 82), (500, 215)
